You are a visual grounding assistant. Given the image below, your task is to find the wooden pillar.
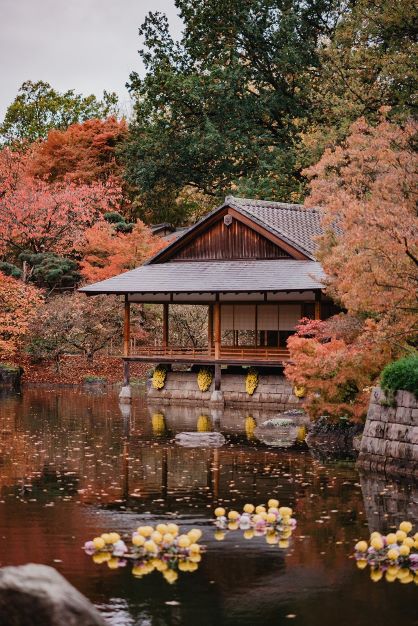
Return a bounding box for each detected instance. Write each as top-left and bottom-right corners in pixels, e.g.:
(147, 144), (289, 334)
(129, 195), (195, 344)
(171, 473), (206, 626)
(123, 296), (131, 386)
(208, 304), (213, 355)
(214, 364), (221, 391)
(213, 300), (221, 360)
(162, 303), (169, 348)
(315, 290), (322, 320)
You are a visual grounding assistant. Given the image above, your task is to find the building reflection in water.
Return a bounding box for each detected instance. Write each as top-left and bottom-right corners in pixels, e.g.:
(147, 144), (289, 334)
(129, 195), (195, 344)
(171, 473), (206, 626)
(0, 388), (417, 626)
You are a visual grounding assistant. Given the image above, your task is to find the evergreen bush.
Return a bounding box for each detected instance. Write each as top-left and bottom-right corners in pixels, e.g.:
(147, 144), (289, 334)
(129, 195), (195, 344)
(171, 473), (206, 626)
(380, 355), (418, 397)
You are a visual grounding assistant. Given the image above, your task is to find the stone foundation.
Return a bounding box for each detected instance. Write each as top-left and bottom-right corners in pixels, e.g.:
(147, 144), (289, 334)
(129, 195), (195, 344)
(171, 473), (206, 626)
(147, 370), (301, 410)
(356, 387), (418, 479)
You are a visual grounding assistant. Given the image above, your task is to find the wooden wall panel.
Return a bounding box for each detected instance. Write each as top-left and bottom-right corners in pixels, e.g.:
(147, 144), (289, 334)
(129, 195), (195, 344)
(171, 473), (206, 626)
(171, 218), (291, 261)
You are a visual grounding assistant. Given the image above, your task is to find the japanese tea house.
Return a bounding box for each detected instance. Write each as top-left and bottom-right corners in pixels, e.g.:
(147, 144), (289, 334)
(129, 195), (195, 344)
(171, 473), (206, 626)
(81, 196), (334, 388)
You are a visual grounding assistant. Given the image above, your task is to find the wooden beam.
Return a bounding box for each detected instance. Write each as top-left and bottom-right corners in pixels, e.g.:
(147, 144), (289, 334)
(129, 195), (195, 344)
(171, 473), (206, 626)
(208, 304), (213, 355)
(214, 300), (221, 360)
(314, 290), (322, 320)
(162, 303), (169, 347)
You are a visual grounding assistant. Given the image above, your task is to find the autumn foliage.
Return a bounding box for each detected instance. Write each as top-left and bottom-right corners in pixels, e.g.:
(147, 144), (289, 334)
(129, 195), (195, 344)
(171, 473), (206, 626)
(29, 116), (127, 184)
(0, 147), (121, 256)
(285, 115), (418, 420)
(79, 220), (165, 282)
(0, 272), (43, 358)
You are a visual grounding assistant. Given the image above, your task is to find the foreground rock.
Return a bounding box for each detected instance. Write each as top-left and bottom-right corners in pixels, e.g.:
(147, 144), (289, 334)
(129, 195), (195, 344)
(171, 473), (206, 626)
(0, 564), (106, 626)
(175, 431), (226, 447)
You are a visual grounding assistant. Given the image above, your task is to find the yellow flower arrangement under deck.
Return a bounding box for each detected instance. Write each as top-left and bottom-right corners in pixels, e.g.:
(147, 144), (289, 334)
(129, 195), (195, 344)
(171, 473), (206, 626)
(245, 367), (259, 395)
(293, 385), (306, 398)
(197, 367), (213, 392)
(152, 365), (167, 389)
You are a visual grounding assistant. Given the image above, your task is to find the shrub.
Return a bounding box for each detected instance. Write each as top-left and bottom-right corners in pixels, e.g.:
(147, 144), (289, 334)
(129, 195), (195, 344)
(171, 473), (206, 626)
(381, 355), (418, 397)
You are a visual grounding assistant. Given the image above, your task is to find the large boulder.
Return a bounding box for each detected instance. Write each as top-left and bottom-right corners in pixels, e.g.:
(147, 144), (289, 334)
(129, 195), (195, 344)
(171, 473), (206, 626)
(0, 564), (105, 626)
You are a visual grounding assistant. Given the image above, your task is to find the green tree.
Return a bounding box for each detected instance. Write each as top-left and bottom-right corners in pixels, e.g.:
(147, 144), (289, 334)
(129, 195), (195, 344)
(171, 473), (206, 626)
(19, 252), (81, 294)
(1, 80), (119, 144)
(123, 0), (343, 220)
(301, 0), (418, 165)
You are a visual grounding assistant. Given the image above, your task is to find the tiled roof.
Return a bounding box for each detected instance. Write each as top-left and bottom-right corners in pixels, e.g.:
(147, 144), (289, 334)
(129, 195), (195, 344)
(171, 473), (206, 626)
(80, 259), (325, 295)
(224, 196), (322, 259)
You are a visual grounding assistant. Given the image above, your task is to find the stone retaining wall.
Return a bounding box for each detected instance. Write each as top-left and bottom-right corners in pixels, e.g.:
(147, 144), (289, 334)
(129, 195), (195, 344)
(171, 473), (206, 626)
(356, 387), (418, 479)
(147, 371), (301, 410)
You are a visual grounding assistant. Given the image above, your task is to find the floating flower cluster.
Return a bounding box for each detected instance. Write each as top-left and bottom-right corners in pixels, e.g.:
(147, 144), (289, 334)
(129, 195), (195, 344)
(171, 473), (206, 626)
(245, 367), (259, 396)
(152, 365), (167, 389)
(354, 521), (418, 584)
(84, 523), (205, 584)
(213, 499), (296, 547)
(197, 367), (213, 392)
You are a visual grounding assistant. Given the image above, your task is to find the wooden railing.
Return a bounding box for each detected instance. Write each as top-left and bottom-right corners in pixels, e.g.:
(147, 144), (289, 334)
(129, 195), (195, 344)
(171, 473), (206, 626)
(119, 344), (290, 363)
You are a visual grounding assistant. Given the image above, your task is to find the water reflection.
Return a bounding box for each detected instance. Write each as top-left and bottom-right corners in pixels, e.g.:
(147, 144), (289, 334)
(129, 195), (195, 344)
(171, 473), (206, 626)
(0, 388), (417, 626)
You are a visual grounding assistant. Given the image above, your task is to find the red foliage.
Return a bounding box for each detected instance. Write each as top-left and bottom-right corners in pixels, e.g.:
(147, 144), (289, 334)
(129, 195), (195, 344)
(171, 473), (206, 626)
(0, 148), (121, 256)
(29, 116), (127, 184)
(285, 316), (391, 421)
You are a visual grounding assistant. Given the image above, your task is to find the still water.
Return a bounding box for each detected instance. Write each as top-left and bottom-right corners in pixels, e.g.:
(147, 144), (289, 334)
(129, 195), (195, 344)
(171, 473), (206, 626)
(0, 387), (417, 626)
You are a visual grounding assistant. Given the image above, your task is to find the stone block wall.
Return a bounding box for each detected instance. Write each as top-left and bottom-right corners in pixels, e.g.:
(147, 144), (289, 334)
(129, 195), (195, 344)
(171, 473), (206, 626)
(147, 371), (301, 410)
(356, 387), (418, 478)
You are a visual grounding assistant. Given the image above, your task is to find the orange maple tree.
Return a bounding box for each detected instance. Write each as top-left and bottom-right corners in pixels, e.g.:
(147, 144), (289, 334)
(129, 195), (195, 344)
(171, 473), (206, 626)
(79, 220), (165, 282)
(0, 272), (43, 359)
(29, 116), (127, 184)
(285, 114), (418, 420)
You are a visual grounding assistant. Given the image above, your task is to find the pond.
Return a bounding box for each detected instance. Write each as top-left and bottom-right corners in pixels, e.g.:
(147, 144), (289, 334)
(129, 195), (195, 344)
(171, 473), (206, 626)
(0, 387), (417, 626)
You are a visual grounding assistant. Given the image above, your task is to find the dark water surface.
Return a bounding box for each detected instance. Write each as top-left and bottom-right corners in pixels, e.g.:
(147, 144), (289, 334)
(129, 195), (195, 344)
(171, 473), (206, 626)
(0, 387), (416, 626)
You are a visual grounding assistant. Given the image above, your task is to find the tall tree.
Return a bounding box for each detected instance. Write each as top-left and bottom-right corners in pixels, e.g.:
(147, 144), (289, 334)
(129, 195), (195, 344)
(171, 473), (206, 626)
(124, 0), (343, 220)
(302, 0), (418, 164)
(285, 114), (418, 420)
(0, 80), (119, 144)
(306, 113), (417, 345)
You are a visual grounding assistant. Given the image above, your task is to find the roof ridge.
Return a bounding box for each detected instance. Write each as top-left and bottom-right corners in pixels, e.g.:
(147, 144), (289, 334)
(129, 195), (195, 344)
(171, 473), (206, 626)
(225, 195), (319, 213)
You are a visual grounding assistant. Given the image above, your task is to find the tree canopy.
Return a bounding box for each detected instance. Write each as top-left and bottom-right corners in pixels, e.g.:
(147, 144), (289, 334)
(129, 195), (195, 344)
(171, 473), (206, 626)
(123, 0), (417, 223)
(1, 80), (119, 144)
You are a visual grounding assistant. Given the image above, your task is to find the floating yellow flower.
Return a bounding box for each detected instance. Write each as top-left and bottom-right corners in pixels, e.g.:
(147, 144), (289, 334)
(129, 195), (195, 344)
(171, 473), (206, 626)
(152, 365), (167, 389)
(245, 368), (259, 395)
(353, 521), (417, 584)
(197, 367), (213, 392)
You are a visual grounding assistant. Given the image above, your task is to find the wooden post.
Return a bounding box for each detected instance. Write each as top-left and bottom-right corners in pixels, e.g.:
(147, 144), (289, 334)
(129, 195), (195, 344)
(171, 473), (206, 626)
(208, 304), (213, 355)
(162, 303), (169, 348)
(214, 300), (221, 360)
(315, 290), (322, 320)
(214, 363), (221, 391)
(123, 296), (131, 386)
